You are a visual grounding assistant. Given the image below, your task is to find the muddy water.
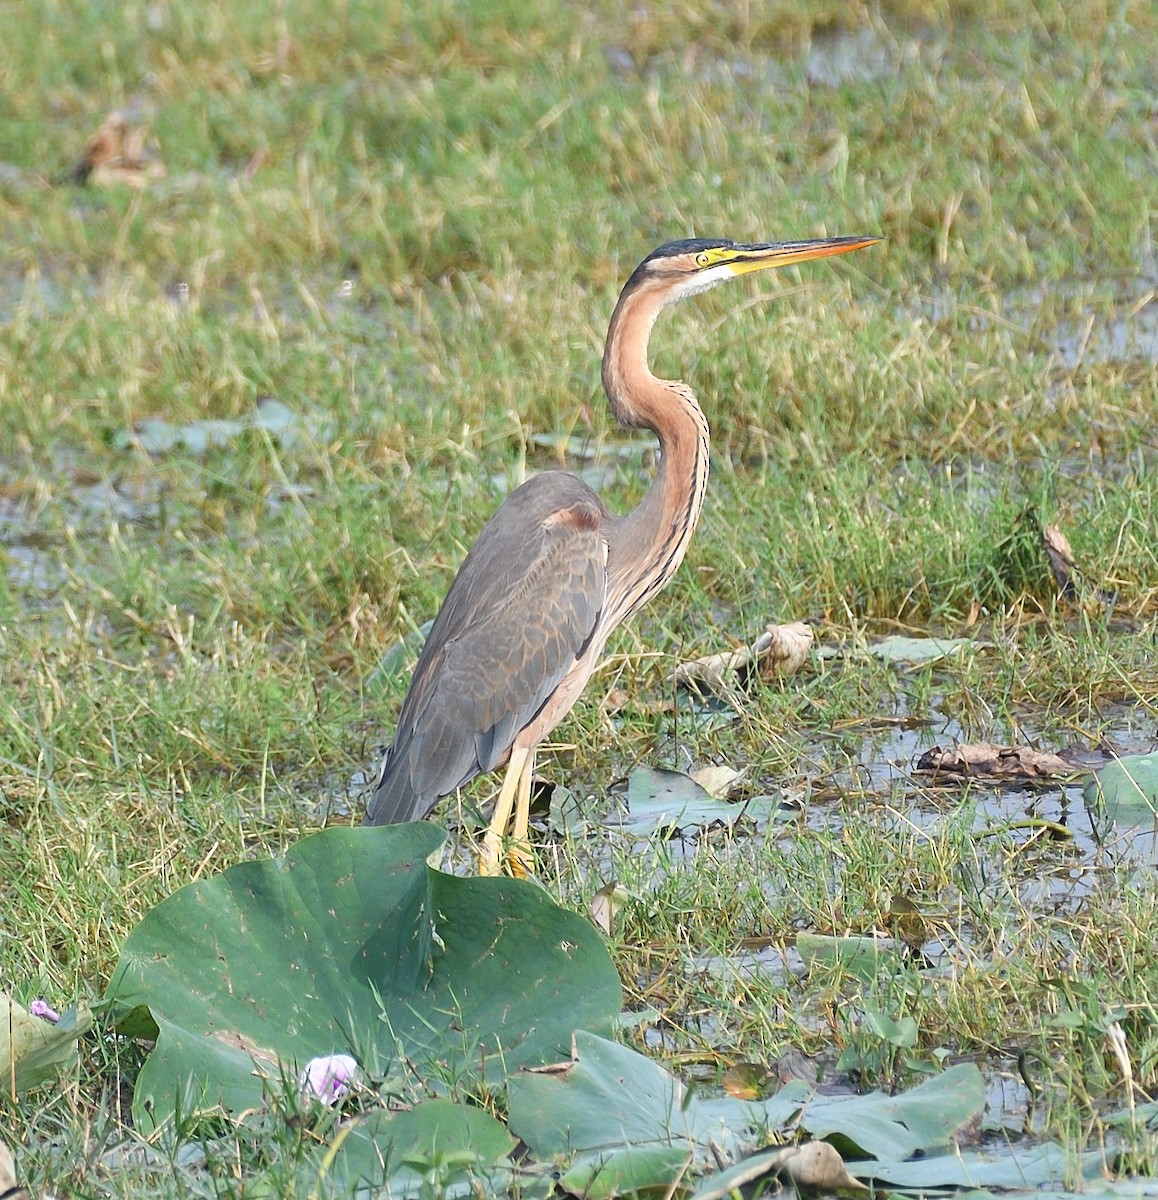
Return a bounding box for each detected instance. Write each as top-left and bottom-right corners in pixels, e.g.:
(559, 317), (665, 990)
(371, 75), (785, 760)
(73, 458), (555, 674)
(801, 698), (1157, 868)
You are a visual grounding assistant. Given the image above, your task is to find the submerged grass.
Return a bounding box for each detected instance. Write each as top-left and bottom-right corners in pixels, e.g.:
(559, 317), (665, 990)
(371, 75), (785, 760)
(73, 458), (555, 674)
(2, 0), (1158, 1194)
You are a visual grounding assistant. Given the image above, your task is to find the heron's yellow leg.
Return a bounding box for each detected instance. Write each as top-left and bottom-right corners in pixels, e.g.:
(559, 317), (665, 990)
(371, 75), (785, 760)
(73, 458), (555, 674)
(479, 744), (532, 876)
(506, 747), (536, 878)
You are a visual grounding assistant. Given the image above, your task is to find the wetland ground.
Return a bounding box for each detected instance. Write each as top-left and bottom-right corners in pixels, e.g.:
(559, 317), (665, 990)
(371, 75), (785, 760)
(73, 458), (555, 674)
(1, 0), (1157, 1194)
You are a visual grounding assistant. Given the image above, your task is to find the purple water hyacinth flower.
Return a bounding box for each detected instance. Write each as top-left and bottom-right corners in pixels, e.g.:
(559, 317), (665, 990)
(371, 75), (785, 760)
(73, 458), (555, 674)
(29, 1000), (61, 1023)
(298, 1054), (358, 1106)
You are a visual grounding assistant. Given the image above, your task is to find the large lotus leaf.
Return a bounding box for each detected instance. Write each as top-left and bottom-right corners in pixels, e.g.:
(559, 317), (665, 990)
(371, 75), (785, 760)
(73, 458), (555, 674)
(253, 1098), (517, 1199)
(105, 824), (621, 1131)
(0, 994), (92, 1092)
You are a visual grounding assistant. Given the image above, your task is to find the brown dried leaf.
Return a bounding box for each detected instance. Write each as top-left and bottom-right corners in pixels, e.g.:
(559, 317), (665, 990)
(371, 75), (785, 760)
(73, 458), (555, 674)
(916, 742), (1076, 780)
(72, 108), (166, 187)
(720, 1061), (774, 1100)
(673, 643), (749, 692)
(1042, 523), (1077, 597)
(674, 621), (813, 694)
(756, 620), (815, 680)
(689, 764), (746, 799)
(778, 1141), (867, 1192)
(694, 1142), (866, 1200)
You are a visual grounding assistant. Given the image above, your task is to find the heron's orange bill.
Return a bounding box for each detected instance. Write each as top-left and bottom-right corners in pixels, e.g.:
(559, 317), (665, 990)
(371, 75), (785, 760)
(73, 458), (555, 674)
(702, 236), (882, 276)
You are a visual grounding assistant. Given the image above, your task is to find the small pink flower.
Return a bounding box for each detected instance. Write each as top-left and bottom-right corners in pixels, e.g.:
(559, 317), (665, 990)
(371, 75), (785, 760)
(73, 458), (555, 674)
(299, 1054), (358, 1106)
(29, 1000), (61, 1023)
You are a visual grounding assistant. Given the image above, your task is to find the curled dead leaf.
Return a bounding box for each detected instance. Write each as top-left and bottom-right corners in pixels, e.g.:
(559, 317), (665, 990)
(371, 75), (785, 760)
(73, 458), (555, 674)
(71, 106), (166, 187)
(916, 742), (1077, 780)
(1042, 524), (1077, 598)
(756, 620), (814, 680)
(693, 1141), (866, 1200)
(779, 1141), (866, 1192)
(720, 1061), (774, 1100)
(674, 621), (813, 695)
(689, 764), (746, 799)
(589, 881), (629, 935)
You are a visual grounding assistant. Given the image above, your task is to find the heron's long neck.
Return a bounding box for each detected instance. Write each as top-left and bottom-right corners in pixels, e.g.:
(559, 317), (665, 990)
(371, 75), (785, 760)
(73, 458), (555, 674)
(600, 284), (711, 626)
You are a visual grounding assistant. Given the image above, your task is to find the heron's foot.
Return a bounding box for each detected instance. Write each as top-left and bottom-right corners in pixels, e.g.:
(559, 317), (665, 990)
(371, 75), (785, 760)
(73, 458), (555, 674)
(477, 835), (536, 878)
(478, 835), (502, 877)
(505, 839), (536, 879)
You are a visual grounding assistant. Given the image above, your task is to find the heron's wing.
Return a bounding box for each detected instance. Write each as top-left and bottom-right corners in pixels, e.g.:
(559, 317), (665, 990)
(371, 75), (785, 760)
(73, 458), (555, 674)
(366, 473), (609, 825)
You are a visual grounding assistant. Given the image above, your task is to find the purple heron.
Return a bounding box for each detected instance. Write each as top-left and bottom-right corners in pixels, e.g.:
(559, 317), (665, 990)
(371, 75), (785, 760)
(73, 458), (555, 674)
(365, 235), (880, 873)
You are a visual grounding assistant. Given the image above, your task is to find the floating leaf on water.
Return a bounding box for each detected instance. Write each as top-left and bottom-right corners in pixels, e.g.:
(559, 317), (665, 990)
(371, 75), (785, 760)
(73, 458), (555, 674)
(916, 741), (1079, 781)
(621, 767), (726, 833)
(863, 635), (983, 665)
(510, 1031), (986, 1199)
(509, 1031), (809, 1200)
(613, 766), (780, 838)
(114, 397), (309, 455)
(802, 1062), (986, 1160)
(796, 932), (903, 984)
(105, 824), (622, 1131)
(852, 1140), (1103, 1190)
(1084, 753), (1158, 821)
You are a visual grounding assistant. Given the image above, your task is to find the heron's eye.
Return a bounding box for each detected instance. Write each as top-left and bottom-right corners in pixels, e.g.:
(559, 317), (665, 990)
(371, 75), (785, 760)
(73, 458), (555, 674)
(696, 252), (711, 267)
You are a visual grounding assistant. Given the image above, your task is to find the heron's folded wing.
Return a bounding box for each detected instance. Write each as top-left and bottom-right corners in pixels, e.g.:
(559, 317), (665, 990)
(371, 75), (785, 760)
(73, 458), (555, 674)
(367, 474), (609, 824)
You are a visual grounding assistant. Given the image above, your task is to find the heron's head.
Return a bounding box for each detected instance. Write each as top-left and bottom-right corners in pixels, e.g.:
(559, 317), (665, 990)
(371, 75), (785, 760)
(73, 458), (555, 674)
(622, 235), (881, 307)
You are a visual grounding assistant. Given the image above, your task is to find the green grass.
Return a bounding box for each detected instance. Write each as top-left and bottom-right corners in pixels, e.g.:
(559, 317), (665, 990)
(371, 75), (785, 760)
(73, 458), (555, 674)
(2, 0), (1158, 1194)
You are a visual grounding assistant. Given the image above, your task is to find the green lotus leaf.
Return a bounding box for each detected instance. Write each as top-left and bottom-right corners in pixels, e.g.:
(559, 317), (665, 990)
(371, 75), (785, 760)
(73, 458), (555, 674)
(1084, 753), (1158, 821)
(105, 824), (621, 1130)
(509, 1032), (986, 1199)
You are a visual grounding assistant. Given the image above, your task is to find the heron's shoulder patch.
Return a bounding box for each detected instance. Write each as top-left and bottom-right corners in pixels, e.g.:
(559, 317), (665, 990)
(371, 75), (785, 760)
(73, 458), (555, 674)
(544, 499), (603, 533)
